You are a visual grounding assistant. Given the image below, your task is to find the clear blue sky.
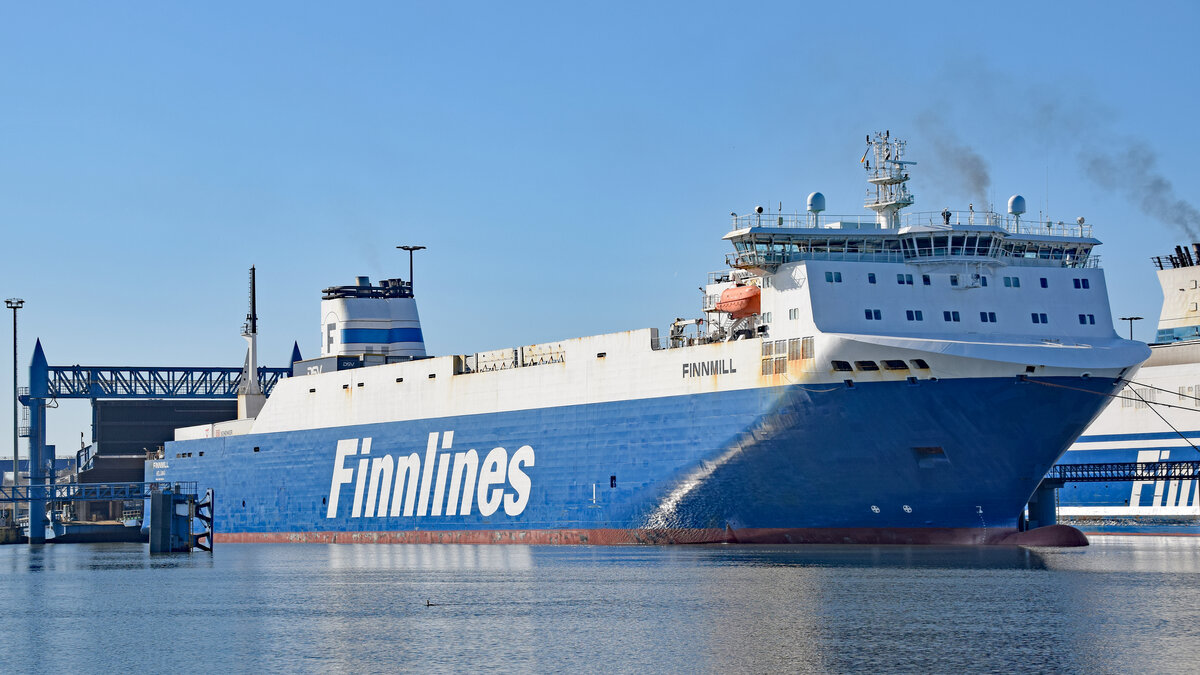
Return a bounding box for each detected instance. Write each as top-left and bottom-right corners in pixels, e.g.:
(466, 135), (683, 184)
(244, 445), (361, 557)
(3, 1), (1198, 457)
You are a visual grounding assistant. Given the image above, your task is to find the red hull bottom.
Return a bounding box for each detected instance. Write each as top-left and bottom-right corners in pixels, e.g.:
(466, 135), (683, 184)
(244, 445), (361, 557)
(217, 524), (1087, 547)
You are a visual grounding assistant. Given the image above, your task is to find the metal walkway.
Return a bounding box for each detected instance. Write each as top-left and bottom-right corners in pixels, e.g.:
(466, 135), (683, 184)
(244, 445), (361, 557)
(0, 481), (197, 503)
(41, 365), (290, 399)
(1046, 461), (1200, 483)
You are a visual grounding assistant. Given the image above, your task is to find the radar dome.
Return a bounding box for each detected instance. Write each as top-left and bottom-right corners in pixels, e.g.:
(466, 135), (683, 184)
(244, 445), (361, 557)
(807, 192), (826, 214)
(1007, 195), (1026, 216)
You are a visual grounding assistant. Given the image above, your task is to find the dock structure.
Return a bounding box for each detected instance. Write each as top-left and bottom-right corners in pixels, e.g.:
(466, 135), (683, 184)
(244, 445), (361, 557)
(0, 481), (208, 552)
(15, 339), (287, 544)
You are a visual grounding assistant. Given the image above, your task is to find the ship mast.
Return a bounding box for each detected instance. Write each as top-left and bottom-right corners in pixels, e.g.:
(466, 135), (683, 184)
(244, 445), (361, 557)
(863, 131), (916, 228)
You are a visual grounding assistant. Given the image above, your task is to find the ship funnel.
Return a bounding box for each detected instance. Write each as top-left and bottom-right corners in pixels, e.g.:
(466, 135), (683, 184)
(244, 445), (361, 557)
(320, 277), (425, 360)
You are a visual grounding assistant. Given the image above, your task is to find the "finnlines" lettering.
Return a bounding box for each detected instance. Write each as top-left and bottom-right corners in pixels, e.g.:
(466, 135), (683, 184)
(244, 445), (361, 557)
(326, 431), (535, 519)
(681, 359), (736, 378)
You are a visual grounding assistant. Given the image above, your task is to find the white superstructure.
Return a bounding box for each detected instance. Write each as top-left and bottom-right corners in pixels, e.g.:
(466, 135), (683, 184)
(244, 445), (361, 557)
(1060, 246), (1200, 522)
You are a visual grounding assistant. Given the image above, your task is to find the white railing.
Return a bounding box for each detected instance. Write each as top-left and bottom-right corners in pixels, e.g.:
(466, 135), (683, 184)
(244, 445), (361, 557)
(728, 210), (1094, 238)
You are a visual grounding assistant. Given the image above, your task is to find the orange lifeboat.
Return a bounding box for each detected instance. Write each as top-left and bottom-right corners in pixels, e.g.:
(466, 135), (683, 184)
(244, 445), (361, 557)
(715, 285), (760, 319)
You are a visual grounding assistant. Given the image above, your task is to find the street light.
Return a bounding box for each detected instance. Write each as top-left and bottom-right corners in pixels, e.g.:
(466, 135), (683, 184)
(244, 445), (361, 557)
(1119, 316), (1143, 341)
(396, 245), (426, 292)
(5, 298), (23, 524)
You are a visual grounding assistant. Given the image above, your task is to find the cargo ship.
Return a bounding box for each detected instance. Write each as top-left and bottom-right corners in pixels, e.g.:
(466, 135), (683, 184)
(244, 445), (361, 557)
(1058, 245), (1200, 534)
(147, 133), (1149, 545)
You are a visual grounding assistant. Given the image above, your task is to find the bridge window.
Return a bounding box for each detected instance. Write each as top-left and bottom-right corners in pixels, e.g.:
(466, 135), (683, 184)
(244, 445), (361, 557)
(854, 360), (879, 372)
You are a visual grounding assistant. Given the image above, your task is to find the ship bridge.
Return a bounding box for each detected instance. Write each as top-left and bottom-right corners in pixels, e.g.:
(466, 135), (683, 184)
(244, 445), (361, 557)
(723, 131), (1100, 274)
(723, 211), (1100, 273)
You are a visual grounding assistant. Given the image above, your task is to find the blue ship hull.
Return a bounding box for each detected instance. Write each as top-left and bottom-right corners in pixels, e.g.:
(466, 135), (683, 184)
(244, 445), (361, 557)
(148, 376), (1119, 545)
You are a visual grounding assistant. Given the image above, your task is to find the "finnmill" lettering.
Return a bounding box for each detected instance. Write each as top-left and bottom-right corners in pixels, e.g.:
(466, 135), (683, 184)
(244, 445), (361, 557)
(681, 359), (736, 378)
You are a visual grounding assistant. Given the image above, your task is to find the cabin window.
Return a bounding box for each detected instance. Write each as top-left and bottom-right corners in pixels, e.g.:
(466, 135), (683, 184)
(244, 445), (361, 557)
(1040, 277), (1048, 288)
(1078, 314), (1095, 325)
(831, 360), (853, 372)
(787, 338), (801, 360)
(763, 312), (772, 323)
(1003, 276), (1021, 288)
(897, 273), (913, 285)
(905, 310), (924, 321)
(854, 360), (879, 371)
(1073, 278), (1091, 289)
(943, 310), (960, 322)
(801, 337), (814, 359)
(788, 308), (799, 320)
(762, 341), (774, 357)
(949, 275), (959, 287)
(910, 359), (931, 369)
(864, 309), (882, 320)
(922, 274), (931, 286)
(980, 311), (997, 323)
(868, 273), (877, 284)
(883, 360), (909, 371)
(980, 276), (988, 287)
(1031, 313), (1048, 324)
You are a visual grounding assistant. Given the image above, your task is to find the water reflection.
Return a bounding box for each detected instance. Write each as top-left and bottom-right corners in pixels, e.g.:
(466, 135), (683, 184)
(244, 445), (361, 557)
(0, 538), (1195, 673)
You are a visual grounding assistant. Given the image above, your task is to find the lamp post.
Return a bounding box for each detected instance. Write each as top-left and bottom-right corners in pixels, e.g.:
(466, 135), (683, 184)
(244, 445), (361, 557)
(1119, 316), (1143, 341)
(5, 298), (23, 525)
(396, 245), (426, 292)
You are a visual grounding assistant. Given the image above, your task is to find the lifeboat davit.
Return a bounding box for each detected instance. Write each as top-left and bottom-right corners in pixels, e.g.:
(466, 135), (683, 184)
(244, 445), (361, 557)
(715, 285), (760, 319)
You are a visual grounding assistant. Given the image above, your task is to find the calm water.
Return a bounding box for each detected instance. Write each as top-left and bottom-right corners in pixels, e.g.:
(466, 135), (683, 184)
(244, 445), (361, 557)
(1, 537), (1198, 673)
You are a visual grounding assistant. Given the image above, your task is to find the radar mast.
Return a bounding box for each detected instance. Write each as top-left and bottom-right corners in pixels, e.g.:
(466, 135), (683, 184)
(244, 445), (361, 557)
(863, 131), (916, 228)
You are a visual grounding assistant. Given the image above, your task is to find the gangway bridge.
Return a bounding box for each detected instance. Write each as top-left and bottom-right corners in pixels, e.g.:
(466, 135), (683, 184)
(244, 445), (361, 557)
(1046, 461), (1200, 483)
(0, 480), (197, 503)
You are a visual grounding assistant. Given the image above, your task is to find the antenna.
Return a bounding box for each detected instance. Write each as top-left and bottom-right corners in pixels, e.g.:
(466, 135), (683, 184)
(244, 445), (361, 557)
(240, 266), (261, 397)
(245, 266), (257, 336)
(863, 131), (916, 228)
